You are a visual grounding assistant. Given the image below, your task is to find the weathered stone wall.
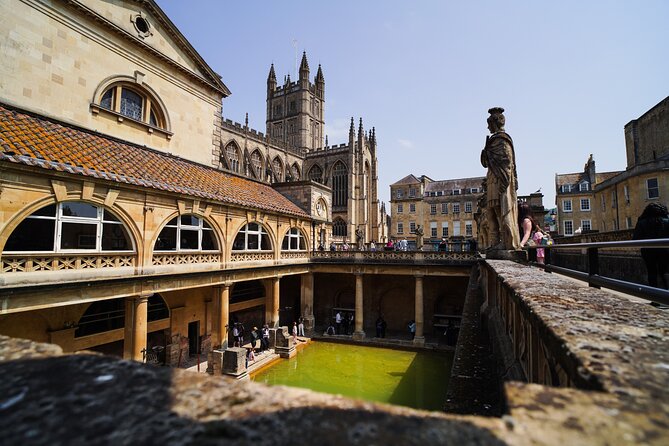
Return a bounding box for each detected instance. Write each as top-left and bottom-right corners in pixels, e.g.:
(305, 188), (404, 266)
(625, 96), (669, 168)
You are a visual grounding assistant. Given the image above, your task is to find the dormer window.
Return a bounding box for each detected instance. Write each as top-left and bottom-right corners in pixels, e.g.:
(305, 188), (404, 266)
(579, 182), (590, 191)
(453, 189), (461, 195)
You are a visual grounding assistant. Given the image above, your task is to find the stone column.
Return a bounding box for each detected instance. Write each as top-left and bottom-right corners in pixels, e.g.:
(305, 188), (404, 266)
(353, 272), (365, 340)
(123, 294), (150, 362)
(272, 276), (281, 328)
(212, 283), (231, 349)
(414, 274), (425, 346)
(300, 273), (315, 334)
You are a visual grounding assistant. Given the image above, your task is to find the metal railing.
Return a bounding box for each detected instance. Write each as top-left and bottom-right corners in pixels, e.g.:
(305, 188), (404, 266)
(527, 238), (669, 305)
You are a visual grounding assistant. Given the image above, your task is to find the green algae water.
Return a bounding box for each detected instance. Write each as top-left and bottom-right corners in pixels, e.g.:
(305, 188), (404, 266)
(252, 342), (452, 411)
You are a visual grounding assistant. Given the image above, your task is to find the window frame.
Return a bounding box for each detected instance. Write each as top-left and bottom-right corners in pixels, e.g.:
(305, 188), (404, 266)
(154, 214), (218, 253)
(464, 201), (473, 213)
(564, 220), (574, 236)
(281, 227), (306, 251)
(409, 203), (416, 213)
(452, 202), (461, 214)
(397, 203), (403, 214)
(441, 203), (448, 214)
(580, 198), (591, 211)
(232, 222), (272, 251)
(581, 219), (592, 232)
(647, 178), (659, 199)
(397, 222), (404, 234)
(430, 203), (437, 215)
(562, 199), (572, 213)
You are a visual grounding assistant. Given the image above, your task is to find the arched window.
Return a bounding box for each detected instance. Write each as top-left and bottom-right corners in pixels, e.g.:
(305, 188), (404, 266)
(332, 161), (348, 207)
(97, 82), (167, 129)
(225, 142), (241, 173)
(250, 150), (263, 179)
(75, 294), (168, 338)
(232, 223), (272, 251)
(309, 164), (323, 183)
(282, 228), (306, 251)
(154, 215), (217, 251)
(272, 157), (283, 182)
(3, 202), (133, 253)
(291, 163), (301, 181)
(333, 218), (347, 237)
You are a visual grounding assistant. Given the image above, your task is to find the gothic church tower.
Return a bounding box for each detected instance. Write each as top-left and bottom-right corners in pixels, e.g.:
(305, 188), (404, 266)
(266, 52), (325, 151)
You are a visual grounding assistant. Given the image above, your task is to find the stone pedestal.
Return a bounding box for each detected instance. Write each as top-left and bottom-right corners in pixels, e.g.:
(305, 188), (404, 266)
(413, 336), (425, 346)
(274, 326), (296, 359)
(352, 331), (366, 341)
(207, 349), (225, 375)
(222, 347), (248, 379)
(268, 328), (279, 349)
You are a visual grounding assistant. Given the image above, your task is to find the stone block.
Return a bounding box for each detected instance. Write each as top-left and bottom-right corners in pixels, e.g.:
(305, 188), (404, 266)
(222, 347), (247, 377)
(274, 326), (296, 359)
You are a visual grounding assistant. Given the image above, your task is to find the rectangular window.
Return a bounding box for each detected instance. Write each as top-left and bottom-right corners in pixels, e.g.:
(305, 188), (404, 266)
(562, 184), (572, 193)
(409, 188), (416, 198)
(441, 222), (449, 237)
(441, 203), (448, 214)
(397, 222), (404, 234)
(562, 199), (572, 212)
(564, 220), (573, 236)
(623, 185), (630, 204)
(647, 178), (659, 199)
(580, 198), (590, 211)
(453, 221), (461, 236)
(437, 191), (443, 196)
(409, 203), (416, 213)
(397, 203), (403, 214)
(580, 182), (589, 191)
(409, 222), (416, 233)
(430, 222), (437, 238)
(581, 220), (591, 231)
(396, 190), (403, 199)
(453, 203), (460, 214)
(465, 202), (473, 213)
(430, 204), (437, 214)
(452, 189), (461, 195)
(465, 221), (473, 236)
(626, 217), (632, 229)
(471, 187), (479, 193)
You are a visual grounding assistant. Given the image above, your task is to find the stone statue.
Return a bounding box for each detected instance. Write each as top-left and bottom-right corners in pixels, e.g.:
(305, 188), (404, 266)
(480, 107), (520, 251)
(414, 225), (424, 250)
(355, 227), (365, 250)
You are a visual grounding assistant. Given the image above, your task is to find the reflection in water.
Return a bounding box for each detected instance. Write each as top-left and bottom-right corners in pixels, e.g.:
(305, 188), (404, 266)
(252, 342), (452, 411)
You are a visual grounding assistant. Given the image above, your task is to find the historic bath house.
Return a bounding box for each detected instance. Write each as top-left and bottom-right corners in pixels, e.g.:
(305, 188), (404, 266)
(0, 0), (469, 364)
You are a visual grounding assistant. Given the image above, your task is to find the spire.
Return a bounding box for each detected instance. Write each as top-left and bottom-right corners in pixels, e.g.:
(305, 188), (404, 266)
(325, 135), (329, 148)
(316, 64), (324, 83)
(315, 63), (325, 98)
(267, 63), (276, 92)
(349, 117), (355, 138)
(285, 73), (291, 85)
(245, 112), (249, 128)
(299, 51), (310, 73)
(358, 117), (364, 137)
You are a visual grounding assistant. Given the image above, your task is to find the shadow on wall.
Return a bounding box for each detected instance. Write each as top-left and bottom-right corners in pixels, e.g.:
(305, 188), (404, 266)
(0, 350), (508, 445)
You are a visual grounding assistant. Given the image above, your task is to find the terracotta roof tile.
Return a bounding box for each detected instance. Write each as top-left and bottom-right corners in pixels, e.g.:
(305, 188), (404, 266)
(0, 105), (309, 218)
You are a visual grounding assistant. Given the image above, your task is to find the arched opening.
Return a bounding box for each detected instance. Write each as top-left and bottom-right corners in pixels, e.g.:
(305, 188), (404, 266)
(250, 150), (263, 179)
(291, 163), (301, 181)
(332, 161), (348, 207)
(232, 222), (272, 251)
(309, 164), (323, 183)
(96, 80), (168, 130)
(282, 227), (306, 251)
(3, 202), (133, 253)
(229, 280), (266, 346)
(333, 218), (347, 237)
(154, 214), (218, 252)
(224, 142), (241, 173)
(272, 157), (284, 182)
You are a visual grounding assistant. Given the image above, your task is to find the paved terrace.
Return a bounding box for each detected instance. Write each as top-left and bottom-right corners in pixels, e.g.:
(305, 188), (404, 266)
(0, 259), (667, 445)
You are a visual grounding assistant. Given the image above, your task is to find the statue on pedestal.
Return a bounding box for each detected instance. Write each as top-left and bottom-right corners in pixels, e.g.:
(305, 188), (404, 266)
(414, 225), (424, 251)
(355, 227), (365, 251)
(480, 107), (520, 253)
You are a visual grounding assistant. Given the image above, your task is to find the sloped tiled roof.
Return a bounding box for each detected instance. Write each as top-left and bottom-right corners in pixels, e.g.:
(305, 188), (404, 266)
(0, 104), (309, 218)
(425, 176), (485, 193)
(390, 174), (421, 186)
(556, 171), (622, 187)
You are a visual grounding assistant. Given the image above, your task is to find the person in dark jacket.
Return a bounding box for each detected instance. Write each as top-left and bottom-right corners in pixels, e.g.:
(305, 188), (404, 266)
(633, 203), (669, 289)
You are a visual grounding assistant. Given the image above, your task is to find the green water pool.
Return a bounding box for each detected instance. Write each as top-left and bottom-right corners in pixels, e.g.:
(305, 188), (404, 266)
(252, 341), (453, 411)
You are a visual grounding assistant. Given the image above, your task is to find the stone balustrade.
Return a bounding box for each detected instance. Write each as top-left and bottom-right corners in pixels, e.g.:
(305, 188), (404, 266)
(311, 250), (478, 264)
(1, 252), (135, 273)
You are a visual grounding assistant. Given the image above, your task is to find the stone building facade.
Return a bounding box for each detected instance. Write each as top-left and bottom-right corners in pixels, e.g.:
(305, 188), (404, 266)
(390, 175), (484, 249)
(555, 96), (669, 236)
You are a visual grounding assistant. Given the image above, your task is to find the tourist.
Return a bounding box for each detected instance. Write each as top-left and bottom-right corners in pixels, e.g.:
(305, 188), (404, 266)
(342, 311), (349, 335)
(401, 238), (409, 251)
(330, 241), (337, 251)
(385, 240), (394, 251)
(246, 347), (255, 368)
(342, 241), (349, 251)
(408, 320), (416, 339)
(318, 243), (325, 251)
(292, 321), (298, 342)
(232, 323), (240, 345)
(335, 311), (342, 334)
(347, 313), (354, 335)
(375, 315), (387, 338)
(325, 323), (336, 336)
(237, 322), (245, 347)
(518, 202), (540, 262)
(298, 317), (305, 337)
(633, 203), (669, 289)
(370, 241), (376, 251)
(261, 324), (270, 351)
(251, 326), (259, 352)
(438, 238), (448, 252)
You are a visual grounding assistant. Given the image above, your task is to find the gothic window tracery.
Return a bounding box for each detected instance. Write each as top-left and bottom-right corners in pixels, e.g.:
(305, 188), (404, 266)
(250, 150), (263, 179)
(225, 142), (241, 173)
(272, 157), (283, 182)
(309, 165), (323, 183)
(332, 161), (348, 207)
(333, 218), (347, 237)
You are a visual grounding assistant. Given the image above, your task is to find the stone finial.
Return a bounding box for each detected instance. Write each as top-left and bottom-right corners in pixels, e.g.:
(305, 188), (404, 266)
(245, 113), (249, 128)
(349, 117), (355, 137)
(325, 135), (329, 147)
(315, 64), (324, 83)
(299, 51), (310, 74)
(268, 63), (276, 82)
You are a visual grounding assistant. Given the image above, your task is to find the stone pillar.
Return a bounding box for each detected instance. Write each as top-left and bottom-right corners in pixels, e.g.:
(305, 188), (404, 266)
(300, 273), (315, 334)
(272, 276), (280, 328)
(123, 294), (150, 362)
(353, 272), (365, 340)
(212, 283), (231, 349)
(414, 274), (425, 346)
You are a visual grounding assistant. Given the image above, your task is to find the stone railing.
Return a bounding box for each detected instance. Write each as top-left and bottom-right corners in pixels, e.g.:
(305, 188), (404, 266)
(310, 250), (478, 264)
(1, 252), (136, 273)
(279, 251), (309, 260)
(229, 252), (274, 262)
(152, 252), (222, 266)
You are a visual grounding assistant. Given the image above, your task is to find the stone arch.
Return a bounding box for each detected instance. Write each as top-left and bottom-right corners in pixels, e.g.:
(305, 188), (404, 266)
(250, 149), (264, 180)
(151, 212), (223, 253)
(272, 156), (284, 182)
(222, 140), (242, 173)
(308, 164), (323, 183)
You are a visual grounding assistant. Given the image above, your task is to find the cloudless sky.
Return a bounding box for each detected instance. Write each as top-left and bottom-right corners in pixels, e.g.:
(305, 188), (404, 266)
(157, 0), (668, 208)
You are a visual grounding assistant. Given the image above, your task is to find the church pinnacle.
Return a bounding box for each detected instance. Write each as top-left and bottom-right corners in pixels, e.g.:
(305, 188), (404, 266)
(299, 51), (310, 73)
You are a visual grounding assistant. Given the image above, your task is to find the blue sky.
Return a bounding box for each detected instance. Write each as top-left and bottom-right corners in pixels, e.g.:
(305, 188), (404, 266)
(157, 0), (668, 208)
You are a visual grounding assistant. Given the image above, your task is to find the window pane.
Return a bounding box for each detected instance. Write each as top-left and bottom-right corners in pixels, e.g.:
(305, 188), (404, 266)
(61, 202), (98, 218)
(149, 110), (158, 126)
(155, 227), (177, 250)
(180, 229), (198, 249)
(102, 223), (131, 251)
(103, 210), (120, 222)
(247, 234), (259, 250)
(120, 88), (143, 121)
(33, 204), (57, 217)
(202, 220), (211, 229)
(233, 232), (245, 250)
(60, 222), (97, 249)
(290, 237), (298, 250)
(181, 215), (200, 226)
(282, 237), (289, 250)
(248, 223), (259, 232)
(299, 237), (306, 250)
(100, 89), (114, 110)
(201, 230), (216, 250)
(261, 234), (271, 250)
(166, 217), (178, 226)
(4, 218), (55, 251)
